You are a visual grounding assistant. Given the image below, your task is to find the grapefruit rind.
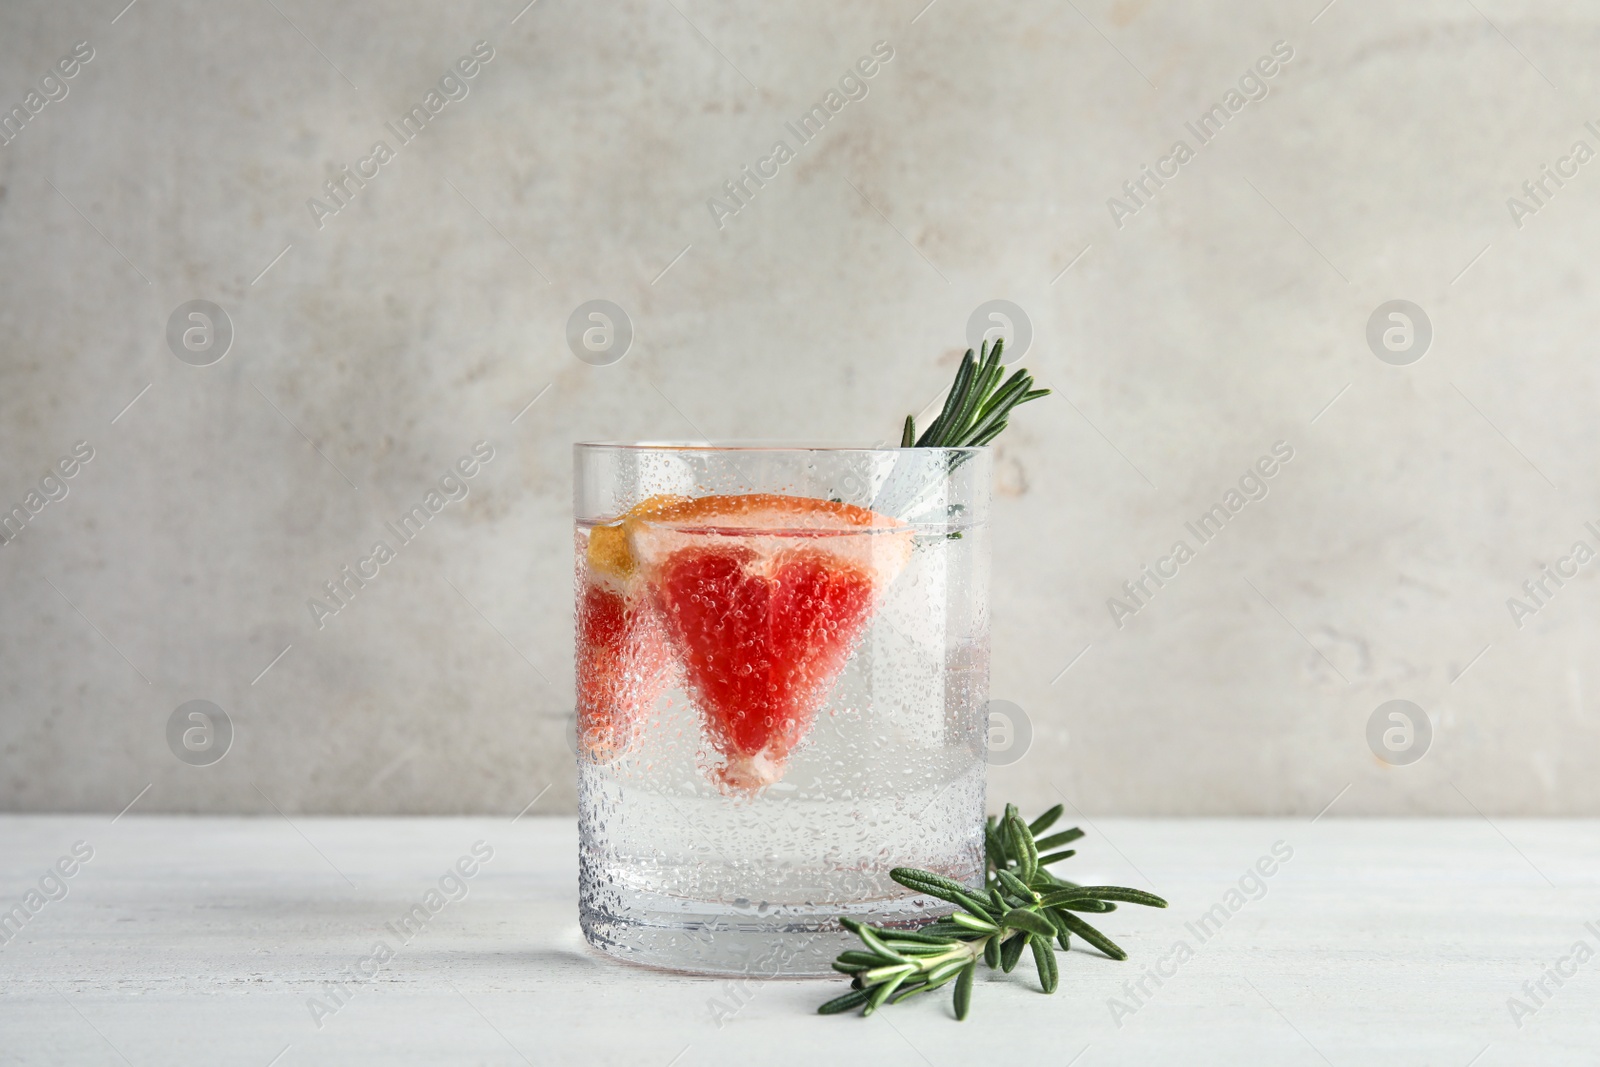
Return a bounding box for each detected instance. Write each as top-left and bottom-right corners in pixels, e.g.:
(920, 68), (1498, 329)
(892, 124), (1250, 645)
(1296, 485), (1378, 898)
(628, 493), (914, 590)
(585, 494), (692, 584)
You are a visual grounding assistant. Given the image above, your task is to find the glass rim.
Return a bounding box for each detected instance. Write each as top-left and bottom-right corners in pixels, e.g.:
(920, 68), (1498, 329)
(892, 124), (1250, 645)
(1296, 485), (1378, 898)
(574, 440), (988, 454)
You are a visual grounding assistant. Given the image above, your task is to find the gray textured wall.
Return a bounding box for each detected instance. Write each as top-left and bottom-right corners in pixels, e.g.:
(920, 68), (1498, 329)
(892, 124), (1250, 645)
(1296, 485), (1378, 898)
(2, 0), (1596, 816)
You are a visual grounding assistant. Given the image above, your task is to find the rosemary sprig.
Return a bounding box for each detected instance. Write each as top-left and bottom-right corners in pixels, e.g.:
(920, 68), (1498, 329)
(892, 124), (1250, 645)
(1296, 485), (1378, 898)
(818, 804), (1167, 1020)
(873, 335), (1050, 526)
(902, 337), (1050, 449)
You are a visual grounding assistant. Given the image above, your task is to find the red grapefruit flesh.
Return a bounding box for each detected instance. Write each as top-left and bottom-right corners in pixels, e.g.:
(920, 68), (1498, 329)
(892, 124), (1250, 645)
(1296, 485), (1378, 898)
(628, 494), (913, 791)
(575, 579), (667, 760)
(575, 499), (683, 760)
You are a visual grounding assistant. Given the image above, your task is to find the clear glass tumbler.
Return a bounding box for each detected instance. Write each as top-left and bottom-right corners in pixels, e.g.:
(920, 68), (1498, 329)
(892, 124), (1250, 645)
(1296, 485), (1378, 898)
(574, 443), (990, 975)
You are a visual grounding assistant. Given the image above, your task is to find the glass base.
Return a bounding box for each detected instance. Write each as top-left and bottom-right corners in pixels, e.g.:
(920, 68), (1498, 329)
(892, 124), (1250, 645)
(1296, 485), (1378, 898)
(576, 758), (986, 977)
(580, 891), (956, 977)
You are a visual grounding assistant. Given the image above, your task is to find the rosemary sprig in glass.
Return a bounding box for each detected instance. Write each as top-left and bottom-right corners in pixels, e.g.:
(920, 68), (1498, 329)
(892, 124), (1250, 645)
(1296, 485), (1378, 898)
(900, 337), (1050, 449)
(871, 336), (1049, 522)
(818, 804), (1167, 1020)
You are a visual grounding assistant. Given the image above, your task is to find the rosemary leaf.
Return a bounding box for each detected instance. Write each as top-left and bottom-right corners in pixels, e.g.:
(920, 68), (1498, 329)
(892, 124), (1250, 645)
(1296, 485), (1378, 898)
(1031, 933), (1060, 994)
(890, 868), (993, 918)
(818, 988), (873, 1015)
(866, 972), (908, 1014)
(1056, 899), (1118, 914)
(954, 962), (976, 1020)
(889, 978), (932, 1004)
(1034, 828), (1085, 851)
(1000, 930), (1028, 973)
(883, 926), (970, 946)
(945, 342), (999, 442)
(1027, 804), (1065, 835)
(1080, 887), (1169, 908)
(916, 350), (976, 447)
(988, 886), (1010, 916)
(856, 926), (910, 964)
(1001, 909), (1057, 938)
(1055, 911), (1128, 961)
(952, 911), (1000, 934)
(996, 868), (1036, 903)
(967, 420), (1009, 448)
(984, 819), (1007, 871)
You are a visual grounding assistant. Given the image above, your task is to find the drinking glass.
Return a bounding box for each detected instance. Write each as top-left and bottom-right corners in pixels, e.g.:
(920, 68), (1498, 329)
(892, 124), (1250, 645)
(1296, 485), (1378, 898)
(574, 443), (990, 975)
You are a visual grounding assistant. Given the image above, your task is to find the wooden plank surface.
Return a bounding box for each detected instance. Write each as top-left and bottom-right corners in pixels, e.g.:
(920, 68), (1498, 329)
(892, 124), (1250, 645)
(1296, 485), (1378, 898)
(1, 816), (1596, 1065)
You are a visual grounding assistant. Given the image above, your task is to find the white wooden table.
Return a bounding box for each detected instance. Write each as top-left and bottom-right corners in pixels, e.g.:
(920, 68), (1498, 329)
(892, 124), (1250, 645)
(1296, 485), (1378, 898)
(1, 816), (1596, 1066)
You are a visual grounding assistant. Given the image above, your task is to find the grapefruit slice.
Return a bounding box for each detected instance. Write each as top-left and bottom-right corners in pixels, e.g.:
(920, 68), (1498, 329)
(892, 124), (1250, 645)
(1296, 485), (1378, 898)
(574, 498), (683, 760)
(626, 494), (914, 792)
